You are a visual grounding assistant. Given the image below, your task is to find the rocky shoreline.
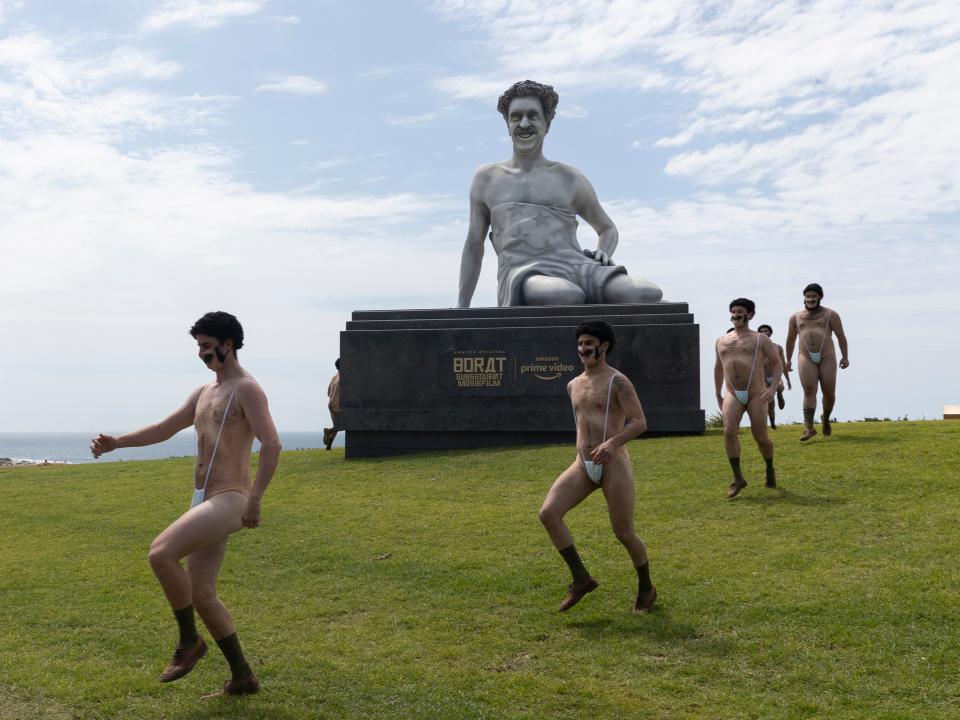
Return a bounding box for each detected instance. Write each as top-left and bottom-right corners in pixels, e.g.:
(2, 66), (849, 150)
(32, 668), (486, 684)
(0, 457), (67, 468)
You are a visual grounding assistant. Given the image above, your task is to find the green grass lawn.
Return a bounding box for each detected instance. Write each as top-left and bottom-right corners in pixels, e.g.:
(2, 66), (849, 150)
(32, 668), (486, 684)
(2, 420), (959, 719)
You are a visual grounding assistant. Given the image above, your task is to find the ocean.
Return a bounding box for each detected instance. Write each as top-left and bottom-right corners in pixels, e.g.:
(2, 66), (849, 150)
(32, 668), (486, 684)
(0, 431), (340, 465)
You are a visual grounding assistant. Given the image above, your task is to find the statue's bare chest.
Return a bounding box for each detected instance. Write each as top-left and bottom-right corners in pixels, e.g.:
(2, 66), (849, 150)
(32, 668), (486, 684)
(486, 167), (576, 209)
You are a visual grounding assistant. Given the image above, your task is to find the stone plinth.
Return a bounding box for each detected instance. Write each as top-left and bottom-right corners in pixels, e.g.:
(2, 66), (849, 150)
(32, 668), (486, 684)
(338, 303), (704, 458)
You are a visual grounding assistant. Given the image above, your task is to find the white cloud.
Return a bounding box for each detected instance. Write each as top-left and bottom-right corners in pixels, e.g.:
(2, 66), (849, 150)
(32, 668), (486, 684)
(255, 74), (327, 95)
(271, 15), (300, 25)
(431, 0), (960, 236)
(385, 111), (438, 127)
(0, 0), (24, 22)
(142, 0), (267, 32)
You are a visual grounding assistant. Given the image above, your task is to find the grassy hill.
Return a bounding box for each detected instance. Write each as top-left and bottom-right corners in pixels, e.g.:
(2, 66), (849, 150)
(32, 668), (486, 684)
(2, 420), (958, 719)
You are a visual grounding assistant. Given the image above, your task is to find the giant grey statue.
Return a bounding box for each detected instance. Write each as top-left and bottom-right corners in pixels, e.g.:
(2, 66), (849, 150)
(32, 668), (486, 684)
(457, 80), (663, 308)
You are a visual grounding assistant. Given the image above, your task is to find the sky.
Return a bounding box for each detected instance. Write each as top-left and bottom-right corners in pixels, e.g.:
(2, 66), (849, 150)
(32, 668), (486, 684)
(1, 0), (958, 433)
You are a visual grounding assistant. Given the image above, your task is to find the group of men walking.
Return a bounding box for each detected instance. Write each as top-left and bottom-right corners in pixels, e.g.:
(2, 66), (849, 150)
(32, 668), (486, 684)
(88, 283), (848, 697)
(714, 283), (850, 498)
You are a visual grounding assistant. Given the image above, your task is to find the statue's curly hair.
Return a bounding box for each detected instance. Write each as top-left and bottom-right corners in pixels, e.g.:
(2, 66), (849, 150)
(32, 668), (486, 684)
(497, 80), (559, 126)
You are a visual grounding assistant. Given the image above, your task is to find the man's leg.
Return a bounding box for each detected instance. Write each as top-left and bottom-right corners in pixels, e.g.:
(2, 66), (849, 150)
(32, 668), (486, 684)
(798, 357), (820, 441)
(538, 461), (599, 610)
(768, 397), (777, 430)
(600, 460), (656, 613)
(600, 273), (664, 303)
(722, 397), (748, 497)
(522, 275), (586, 305)
(746, 399), (776, 488)
(818, 358), (839, 437)
(188, 532), (259, 695)
(148, 491), (245, 682)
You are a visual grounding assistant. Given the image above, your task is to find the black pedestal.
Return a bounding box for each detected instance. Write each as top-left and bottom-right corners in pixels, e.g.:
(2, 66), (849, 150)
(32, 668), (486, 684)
(338, 303), (704, 458)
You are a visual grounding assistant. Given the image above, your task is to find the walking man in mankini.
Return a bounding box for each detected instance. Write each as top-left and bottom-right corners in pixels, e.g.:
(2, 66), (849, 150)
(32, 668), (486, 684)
(538, 320), (657, 615)
(91, 311), (281, 697)
(757, 324), (792, 430)
(715, 299), (783, 498)
(785, 283), (850, 441)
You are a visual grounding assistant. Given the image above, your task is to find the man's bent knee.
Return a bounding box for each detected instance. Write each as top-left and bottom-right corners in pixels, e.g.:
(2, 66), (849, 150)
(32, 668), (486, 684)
(148, 541), (173, 570)
(612, 527), (636, 545)
(538, 506), (559, 527)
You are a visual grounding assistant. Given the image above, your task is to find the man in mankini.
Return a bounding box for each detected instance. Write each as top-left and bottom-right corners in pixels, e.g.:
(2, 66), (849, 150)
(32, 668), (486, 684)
(457, 80), (663, 307)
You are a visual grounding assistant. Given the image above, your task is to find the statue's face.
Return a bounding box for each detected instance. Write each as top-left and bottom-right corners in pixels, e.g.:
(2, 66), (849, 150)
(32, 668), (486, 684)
(506, 96), (547, 154)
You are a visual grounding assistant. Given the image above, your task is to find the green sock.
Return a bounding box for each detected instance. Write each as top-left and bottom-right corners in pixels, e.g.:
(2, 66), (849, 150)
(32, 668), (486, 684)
(173, 605), (198, 647)
(559, 545), (591, 585)
(803, 407), (816, 428)
(636, 562), (653, 594)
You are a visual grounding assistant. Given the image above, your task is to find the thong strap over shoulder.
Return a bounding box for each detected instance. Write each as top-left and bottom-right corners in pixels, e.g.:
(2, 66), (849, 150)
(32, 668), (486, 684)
(797, 310), (832, 365)
(572, 373), (618, 485)
(192, 389), (236, 509)
(727, 335), (761, 406)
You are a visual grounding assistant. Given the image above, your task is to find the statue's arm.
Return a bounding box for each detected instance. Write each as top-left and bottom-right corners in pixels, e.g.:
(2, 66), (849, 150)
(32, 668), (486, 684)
(457, 172), (492, 308)
(572, 170), (618, 265)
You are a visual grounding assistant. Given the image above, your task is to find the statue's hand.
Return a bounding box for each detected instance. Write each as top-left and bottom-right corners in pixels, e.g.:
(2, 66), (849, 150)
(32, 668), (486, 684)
(583, 248), (612, 265)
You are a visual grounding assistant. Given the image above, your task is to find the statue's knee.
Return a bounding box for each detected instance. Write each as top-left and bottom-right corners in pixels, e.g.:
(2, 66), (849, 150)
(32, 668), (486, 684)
(603, 277), (662, 303)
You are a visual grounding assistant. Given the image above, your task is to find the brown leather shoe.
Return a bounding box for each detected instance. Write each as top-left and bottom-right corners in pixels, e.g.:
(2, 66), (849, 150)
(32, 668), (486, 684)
(558, 577), (599, 612)
(323, 428), (335, 450)
(726, 478), (747, 499)
(800, 428), (818, 442)
(765, 471), (777, 489)
(821, 414), (832, 437)
(632, 585), (657, 615)
(159, 637), (207, 683)
(202, 672), (261, 698)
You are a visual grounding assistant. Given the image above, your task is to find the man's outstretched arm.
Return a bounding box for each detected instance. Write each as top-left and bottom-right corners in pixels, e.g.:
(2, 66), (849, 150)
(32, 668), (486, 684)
(90, 386), (203, 457)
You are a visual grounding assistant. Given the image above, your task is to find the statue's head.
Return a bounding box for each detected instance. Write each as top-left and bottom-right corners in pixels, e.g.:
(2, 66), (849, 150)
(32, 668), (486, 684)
(497, 80), (559, 127)
(498, 81), (558, 155)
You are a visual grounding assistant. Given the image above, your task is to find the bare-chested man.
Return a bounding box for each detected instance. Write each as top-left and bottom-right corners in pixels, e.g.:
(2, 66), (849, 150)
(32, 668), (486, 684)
(714, 299), (783, 498)
(757, 324), (792, 430)
(322, 358), (340, 450)
(538, 320), (656, 614)
(90, 311), (281, 697)
(458, 80), (661, 307)
(785, 283), (850, 441)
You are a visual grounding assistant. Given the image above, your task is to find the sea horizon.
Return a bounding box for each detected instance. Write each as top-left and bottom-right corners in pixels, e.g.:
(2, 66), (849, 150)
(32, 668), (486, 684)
(0, 430), (341, 465)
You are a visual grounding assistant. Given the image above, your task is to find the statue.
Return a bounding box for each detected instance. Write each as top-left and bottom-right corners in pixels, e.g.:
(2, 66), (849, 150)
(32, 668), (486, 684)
(457, 80), (663, 308)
